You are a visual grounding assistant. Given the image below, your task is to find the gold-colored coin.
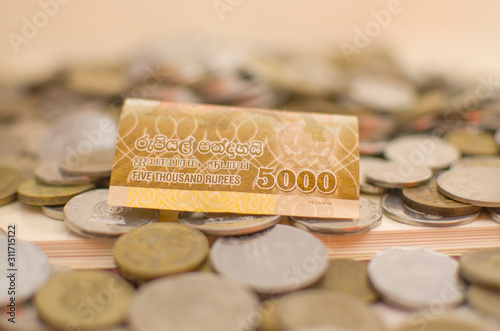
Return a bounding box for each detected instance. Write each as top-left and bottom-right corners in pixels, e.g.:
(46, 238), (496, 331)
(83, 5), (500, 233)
(460, 248), (500, 290)
(397, 311), (492, 331)
(467, 285), (500, 319)
(195, 257), (214, 273)
(114, 223), (209, 282)
(17, 179), (95, 206)
(259, 300), (279, 331)
(33, 270), (134, 331)
(402, 179), (481, 217)
(0, 165), (23, 206)
(313, 259), (378, 303)
(446, 131), (499, 155)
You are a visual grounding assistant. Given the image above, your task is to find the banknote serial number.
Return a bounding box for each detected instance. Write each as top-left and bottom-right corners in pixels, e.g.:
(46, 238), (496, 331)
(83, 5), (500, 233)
(255, 168), (337, 194)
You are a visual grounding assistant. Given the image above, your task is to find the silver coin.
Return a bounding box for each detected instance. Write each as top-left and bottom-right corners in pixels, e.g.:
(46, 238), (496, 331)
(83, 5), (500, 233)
(210, 224), (328, 294)
(487, 208), (500, 224)
(367, 246), (465, 309)
(451, 156), (500, 170)
(0, 239), (51, 305)
(437, 166), (500, 207)
(0, 301), (54, 331)
(64, 189), (159, 237)
(178, 212), (281, 236)
(130, 273), (260, 331)
(35, 162), (93, 186)
(42, 204), (65, 221)
(290, 197), (382, 234)
(360, 157), (387, 194)
(380, 192), (479, 227)
(364, 160), (432, 188)
(60, 148), (114, 177)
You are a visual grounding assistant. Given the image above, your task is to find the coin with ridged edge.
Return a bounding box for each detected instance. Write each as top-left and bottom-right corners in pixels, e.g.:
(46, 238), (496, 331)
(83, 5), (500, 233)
(460, 248), (500, 290)
(272, 289), (385, 331)
(114, 223), (209, 283)
(0, 165), (23, 206)
(33, 270), (134, 331)
(402, 179), (481, 217)
(290, 197), (382, 234)
(130, 273), (260, 331)
(64, 189), (158, 237)
(178, 212), (281, 236)
(17, 179), (95, 206)
(437, 166), (500, 207)
(364, 161), (432, 188)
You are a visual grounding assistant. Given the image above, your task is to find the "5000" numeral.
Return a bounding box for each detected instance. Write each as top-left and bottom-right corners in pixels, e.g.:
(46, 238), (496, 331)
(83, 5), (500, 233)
(255, 168), (337, 193)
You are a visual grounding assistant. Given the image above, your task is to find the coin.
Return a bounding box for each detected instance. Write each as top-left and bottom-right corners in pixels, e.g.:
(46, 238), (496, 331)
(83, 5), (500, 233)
(0, 239), (51, 305)
(0, 302), (54, 331)
(495, 129), (500, 147)
(446, 131), (499, 155)
(130, 273), (260, 331)
(467, 285), (500, 320)
(272, 289), (385, 331)
(34, 270), (134, 331)
(0, 165), (23, 206)
(211, 224), (328, 294)
(452, 156), (500, 170)
(396, 311), (493, 331)
(313, 259), (378, 303)
(384, 135), (461, 170)
(364, 160), (432, 188)
(437, 167), (500, 207)
(60, 148), (114, 177)
(487, 208), (500, 224)
(178, 212), (281, 236)
(42, 204), (65, 221)
(35, 162), (93, 186)
(459, 248), (500, 290)
(367, 246), (465, 309)
(114, 223), (209, 282)
(290, 197), (382, 234)
(17, 179), (95, 206)
(381, 192), (479, 227)
(64, 189), (159, 237)
(359, 157), (387, 194)
(402, 179), (481, 217)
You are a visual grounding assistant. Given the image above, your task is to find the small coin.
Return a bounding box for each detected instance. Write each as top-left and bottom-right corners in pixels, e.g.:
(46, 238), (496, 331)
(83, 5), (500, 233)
(384, 135), (461, 170)
(359, 157), (387, 194)
(178, 212), (281, 236)
(34, 270), (134, 331)
(487, 208), (500, 224)
(290, 197), (382, 234)
(446, 131), (499, 155)
(452, 156), (500, 170)
(0, 165), (23, 206)
(368, 246), (465, 310)
(381, 192), (479, 227)
(364, 160), (432, 188)
(42, 204), (65, 221)
(272, 289), (385, 331)
(402, 179), (481, 217)
(35, 162), (92, 186)
(17, 179), (95, 206)
(210, 224), (328, 294)
(0, 239), (51, 305)
(60, 148), (114, 177)
(114, 223), (209, 282)
(437, 167), (500, 207)
(467, 285), (500, 320)
(64, 189), (158, 237)
(396, 311), (493, 331)
(130, 273), (260, 331)
(460, 248), (500, 290)
(313, 259), (378, 303)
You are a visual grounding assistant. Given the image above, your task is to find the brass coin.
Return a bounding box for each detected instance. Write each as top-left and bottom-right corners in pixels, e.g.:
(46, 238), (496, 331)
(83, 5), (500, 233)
(446, 131), (499, 156)
(467, 285), (500, 319)
(273, 289), (385, 331)
(396, 311), (492, 331)
(402, 179), (481, 217)
(460, 248), (500, 290)
(114, 223), (209, 282)
(0, 165), (23, 206)
(313, 259), (378, 303)
(17, 179), (95, 206)
(33, 270), (134, 331)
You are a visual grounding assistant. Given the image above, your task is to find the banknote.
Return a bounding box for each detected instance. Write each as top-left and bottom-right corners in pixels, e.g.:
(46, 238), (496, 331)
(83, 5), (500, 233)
(108, 99), (359, 218)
